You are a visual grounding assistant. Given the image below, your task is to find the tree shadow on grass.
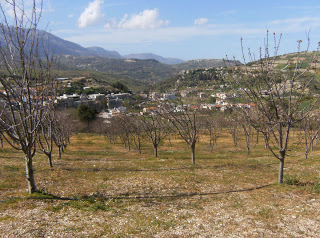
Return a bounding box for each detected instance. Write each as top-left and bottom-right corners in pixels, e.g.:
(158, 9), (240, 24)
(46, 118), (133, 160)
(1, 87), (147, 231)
(0, 183), (275, 203)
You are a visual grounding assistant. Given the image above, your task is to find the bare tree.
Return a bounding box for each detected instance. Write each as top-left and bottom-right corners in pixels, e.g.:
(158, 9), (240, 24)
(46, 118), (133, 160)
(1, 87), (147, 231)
(37, 110), (55, 167)
(237, 112), (256, 155)
(300, 112), (320, 159)
(52, 111), (73, 160)
(203, 112), (222, 152)
(0, 0), (56, 193)
(116, 114), (133, 151)
(137, 113), (167, 157)
(228, 32), (320, 183)
(225, 113), (240, 147)
(106, 121), (118, 145)
(130, 116), (143, 154)
(161, 103), (201, 164)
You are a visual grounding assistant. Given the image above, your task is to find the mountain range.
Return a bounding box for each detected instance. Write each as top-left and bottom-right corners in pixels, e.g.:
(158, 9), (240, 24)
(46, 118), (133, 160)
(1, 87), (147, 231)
(33, 30), (183, 65)
(0, 27), (241, 67)
(0, 28), (241, 86)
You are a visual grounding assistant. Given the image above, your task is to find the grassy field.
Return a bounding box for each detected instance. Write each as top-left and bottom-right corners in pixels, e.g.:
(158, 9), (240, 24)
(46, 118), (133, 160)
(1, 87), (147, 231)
(1, 132), (320, 237)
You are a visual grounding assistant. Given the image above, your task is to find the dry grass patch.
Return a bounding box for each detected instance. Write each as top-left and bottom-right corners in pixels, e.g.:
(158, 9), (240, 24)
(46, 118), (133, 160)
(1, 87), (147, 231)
(1, 132), (320, 237)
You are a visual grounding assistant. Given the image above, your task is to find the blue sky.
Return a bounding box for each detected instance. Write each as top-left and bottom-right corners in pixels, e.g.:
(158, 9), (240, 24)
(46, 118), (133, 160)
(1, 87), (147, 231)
(3, 0), (320, 61)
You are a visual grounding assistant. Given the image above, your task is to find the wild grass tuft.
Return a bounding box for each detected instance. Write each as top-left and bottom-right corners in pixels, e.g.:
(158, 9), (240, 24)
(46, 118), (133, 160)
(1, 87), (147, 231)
(283, 174), (301, 185)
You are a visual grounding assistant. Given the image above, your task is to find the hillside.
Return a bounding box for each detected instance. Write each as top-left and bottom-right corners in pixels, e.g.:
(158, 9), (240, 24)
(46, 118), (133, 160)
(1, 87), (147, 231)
(176, 59), (241, 71)
(39, 30), (104, 57)
(86, 47), (123, 59)
(59, 56), (177, 82)
(58, 56), (244, 86)
(245, 51), (320, 72)
(0, 27), (243, 88)
(124, 53), (185, 65)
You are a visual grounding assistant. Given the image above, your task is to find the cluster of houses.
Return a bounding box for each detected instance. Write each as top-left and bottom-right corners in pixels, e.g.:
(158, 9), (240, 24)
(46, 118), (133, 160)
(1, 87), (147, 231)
(55, 79), (255, 119)
(0, 87), (56, 110)
(140, 89), (255, 115)
(55, 92), (132, 109)
(141, 101), (255, 115)
(54, 85), (257, 118)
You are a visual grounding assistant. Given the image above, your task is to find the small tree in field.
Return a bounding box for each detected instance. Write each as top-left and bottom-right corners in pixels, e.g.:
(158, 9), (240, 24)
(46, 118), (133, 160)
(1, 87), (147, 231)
(228, 32), (320, 184)
(37, 110), (55, 167)
(53, 111), (73, 160)
(0, 0), (56, 193)
(137, 113), (167, 157)
(203, 111), (222, 152)
(161, 102), (201, 164)
(299, 111), (320, 159)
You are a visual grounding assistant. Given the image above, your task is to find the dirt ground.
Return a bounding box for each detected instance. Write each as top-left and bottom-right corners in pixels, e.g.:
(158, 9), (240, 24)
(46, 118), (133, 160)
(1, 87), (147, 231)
(1, 133), (320, 237)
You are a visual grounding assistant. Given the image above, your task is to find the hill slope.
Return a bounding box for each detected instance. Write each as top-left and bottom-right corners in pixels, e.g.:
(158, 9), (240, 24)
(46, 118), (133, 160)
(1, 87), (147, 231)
(59, 56), (177, 82)
(86, 47), (122, 59)
(176, 59), (241, 71)
(124, 53), (185, 65)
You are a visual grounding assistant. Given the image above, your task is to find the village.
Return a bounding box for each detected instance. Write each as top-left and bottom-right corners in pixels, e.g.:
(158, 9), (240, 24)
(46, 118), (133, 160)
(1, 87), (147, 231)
(55, 77), (257, 119)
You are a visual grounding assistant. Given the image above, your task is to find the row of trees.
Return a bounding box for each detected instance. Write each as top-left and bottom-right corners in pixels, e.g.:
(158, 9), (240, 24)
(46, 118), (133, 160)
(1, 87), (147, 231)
(0, 1), (74, 193)
(91, 105), (320, 173)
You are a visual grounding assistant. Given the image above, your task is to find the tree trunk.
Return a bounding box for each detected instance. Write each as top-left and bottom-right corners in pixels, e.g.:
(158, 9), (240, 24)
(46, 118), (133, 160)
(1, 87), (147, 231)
(278, 158), (285, 184)
(154, 144), (158, 157)
(47, 153), (53, 167)
(25, 156), (37, 194)
(138, 137), (141, 154)
(209, 130), (214, 152)
(210, 140), (214, 153)
(264, 135), (268, 149)
(58, 146), (62, 159)
(191, 143), (196, 165)
(168, 134), (172, 147)
(127, 136), (131, 151)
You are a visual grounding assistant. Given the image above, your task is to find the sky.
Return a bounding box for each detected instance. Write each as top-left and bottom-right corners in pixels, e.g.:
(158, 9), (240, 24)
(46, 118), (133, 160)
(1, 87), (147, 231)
(2, 0), (320, 61)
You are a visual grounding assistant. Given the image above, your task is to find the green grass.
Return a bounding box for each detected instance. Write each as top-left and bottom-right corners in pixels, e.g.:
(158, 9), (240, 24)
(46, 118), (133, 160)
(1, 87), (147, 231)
(283, 174), (301, 185)
(3, 165), (20, 171)
(257, 207), (274, 219)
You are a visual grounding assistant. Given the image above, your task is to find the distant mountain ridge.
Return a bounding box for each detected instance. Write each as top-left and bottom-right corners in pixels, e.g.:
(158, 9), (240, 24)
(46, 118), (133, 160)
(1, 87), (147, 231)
(0, 27), (242, 85)
(124, 53), (185, 65)
(0, 28), (184, 63)
(41, 31), (186, 64)
(0, 28), (241, 69)
(44, 32), (185, 64)
(86, 47), (122, 59)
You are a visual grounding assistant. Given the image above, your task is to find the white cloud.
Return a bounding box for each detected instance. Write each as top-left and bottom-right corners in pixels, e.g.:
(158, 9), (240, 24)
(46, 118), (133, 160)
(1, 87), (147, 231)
(64, 24), (264, 47)
(78, 0), (105, 28)
(270, 17), (320, 26)
(104, 8), (169, 30)
(194, 18), (208, 26)
(58, 15), (320, 54)
(268, 17), (320, 34)
(68, 14), (74, 18)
